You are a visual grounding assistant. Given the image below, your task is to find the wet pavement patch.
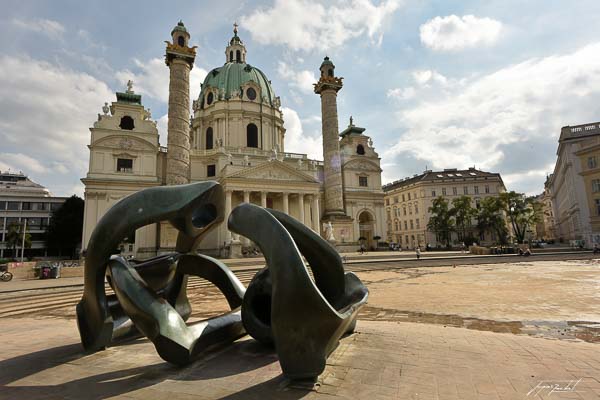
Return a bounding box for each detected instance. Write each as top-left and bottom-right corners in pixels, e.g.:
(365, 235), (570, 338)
(359, 306), (600, 344)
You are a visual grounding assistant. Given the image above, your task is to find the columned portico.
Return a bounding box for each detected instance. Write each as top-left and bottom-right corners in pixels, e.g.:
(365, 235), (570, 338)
(311, 195), (321, 232)
(282, 192), (289, 214)
(298, 193), (305, 225)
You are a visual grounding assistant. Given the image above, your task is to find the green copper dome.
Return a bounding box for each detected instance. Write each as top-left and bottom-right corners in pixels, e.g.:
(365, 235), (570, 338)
(198, 62), (276, 107)
(171, 20), (188, 35)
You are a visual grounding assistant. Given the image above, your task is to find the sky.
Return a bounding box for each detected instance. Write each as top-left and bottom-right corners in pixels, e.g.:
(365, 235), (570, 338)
(2, 0), (600, 197)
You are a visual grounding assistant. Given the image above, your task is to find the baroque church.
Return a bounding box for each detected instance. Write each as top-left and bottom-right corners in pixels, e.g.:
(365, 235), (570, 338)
(81, 22), (385, 258)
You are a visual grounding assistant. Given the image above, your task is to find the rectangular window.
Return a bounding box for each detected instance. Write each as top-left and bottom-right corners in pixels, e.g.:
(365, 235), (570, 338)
(359, 176), (368, 187)
(474, 186), (479, 194)
(7, 202), (20, 211)
(442, 187), (447, 196)
(415, 204), (419, 213)
(414, 192), (417, 199)
(463, 186), (468, 195)
(395, 222), (399, 231)
(592, 179), (600, 193)
(452, 187), (457, 195)
(403, 207), (407, 216)
(404, 221), (408, 230)
(410, 220), (414, 230)
(207, 164), (216, 177)
(401, 194), (405, 202)
(408, 193), (411, 200)
(22, 202), (31, 210)
(596, 199), (600, 215)
(117, 158), (133, 172)
(416, 218), (420, 229)
(588, 156), (598, 169)
(485, 185), (490, 194)
(432, 190), (436, 197)
(385, 199), (389, 206)
(0, 201), (5, 210)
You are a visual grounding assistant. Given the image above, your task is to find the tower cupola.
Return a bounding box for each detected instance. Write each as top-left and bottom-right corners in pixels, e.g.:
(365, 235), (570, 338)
(320, 56), (335, 78)
(225, 23), (247, 63)
(171, 20), (190, 47)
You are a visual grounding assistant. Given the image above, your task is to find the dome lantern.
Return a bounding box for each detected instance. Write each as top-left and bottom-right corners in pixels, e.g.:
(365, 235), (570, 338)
(225, 22), (247, 63)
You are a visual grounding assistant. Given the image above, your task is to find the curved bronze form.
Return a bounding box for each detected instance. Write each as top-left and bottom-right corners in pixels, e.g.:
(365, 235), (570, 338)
(228, 203), (369, 381)
(76, 182), (245, 355)
(107, 253), (245, 365)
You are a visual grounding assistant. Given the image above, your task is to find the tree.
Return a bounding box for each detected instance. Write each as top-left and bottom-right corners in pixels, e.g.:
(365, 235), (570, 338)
(476, 197), (508, 245)
(451, 196), (476, 242)
(5, 222), (31, 259)
(427, 196), (454, 247)
(500, 191), (542, 244)
(45, 195), (85, 258)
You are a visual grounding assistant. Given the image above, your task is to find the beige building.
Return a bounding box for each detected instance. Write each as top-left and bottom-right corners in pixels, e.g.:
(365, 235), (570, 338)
(536, 182), (556, 241)
(0, 172), (66, 258)
(383, 168), (506, 248)
(546, 122), (600, 246)
(81, 23), (385, 257)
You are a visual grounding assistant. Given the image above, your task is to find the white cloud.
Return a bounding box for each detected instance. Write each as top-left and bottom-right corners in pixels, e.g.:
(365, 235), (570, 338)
(156, 114), (169, 147)
(387, 86), (416, 100)
(412, 70), (448, 86)
(116, 58), (207, 103)
(385, 42), (600, 192)
(0, 55), (114, 195)
(420, 15), (502, 52)
(241, 0), (401, 51)
(277, 61), (316, 93)
(281, 107), (322, 160)
(12, 18), (65, 40)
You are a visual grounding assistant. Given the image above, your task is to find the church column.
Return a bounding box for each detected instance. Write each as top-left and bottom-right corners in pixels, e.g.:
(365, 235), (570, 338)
(312, 195), (320, 232)
(243, 191), (250, 204)
(298, 193), (305, 225)
(165, 21), (196, 185)
(282, 192), (289, 214)
(314, 57), (345, 217)
(225, 190), (232, 242)
(260, 191), (267, 208)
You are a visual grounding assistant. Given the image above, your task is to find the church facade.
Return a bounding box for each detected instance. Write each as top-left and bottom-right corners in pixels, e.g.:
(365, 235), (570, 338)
(81, 22), (385, 258)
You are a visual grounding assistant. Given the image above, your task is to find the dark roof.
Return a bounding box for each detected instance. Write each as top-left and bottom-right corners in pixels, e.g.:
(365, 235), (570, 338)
(383, 168), (504, 192)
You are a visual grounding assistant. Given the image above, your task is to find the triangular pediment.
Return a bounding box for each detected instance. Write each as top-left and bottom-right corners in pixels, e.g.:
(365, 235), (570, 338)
(224, 160), (319, 183)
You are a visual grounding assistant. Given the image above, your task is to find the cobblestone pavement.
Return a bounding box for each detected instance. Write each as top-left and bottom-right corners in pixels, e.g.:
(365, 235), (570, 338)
(1, 259), (600, 399)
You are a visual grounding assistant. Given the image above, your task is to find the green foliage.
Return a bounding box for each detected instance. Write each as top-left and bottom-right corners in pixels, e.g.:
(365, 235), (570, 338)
(45, 195), (84, 258)
(477, 197), (508, 245)
(500, 191), (542, 244)
(5, 222), (31, 257)
(427, 196), (454, 247)
(451, 196), (477, 241)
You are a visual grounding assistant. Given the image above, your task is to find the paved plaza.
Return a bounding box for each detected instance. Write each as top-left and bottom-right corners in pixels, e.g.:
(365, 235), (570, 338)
(1, 258), (600, 399)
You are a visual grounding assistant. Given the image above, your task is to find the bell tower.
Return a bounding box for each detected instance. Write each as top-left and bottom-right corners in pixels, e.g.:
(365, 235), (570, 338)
(165, 20), (196, 185)
(225, 23), (247, 63)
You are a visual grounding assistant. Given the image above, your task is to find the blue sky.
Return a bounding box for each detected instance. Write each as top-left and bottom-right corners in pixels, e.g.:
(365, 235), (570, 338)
(2, 0), (600, 197)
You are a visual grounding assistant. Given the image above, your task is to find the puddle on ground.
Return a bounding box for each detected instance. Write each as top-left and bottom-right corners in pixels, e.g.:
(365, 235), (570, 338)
(359, 306), (600, 344)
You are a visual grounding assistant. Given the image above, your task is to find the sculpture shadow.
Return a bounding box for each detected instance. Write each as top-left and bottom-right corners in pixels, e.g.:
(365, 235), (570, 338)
(0, 338), (291, 400)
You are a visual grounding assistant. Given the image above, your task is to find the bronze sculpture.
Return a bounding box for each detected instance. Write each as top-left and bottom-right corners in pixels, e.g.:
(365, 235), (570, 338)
(77, 182), (368, 382)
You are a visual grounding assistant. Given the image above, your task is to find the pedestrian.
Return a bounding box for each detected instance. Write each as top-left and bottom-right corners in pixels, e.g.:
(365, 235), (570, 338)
(416, 246), (421, 260)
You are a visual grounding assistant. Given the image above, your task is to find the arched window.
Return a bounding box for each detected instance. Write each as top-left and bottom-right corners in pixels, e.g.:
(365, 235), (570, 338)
(229, 51), (233, 62)
(247, 123), (258, 148)
(206, 127), (213, 150)
(206, 92), (214, 105)
(356, 144), (365, 155)
(119, 116), (134, 130)
(177, 36), (185, 46)
(236, 50), (241, 62)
